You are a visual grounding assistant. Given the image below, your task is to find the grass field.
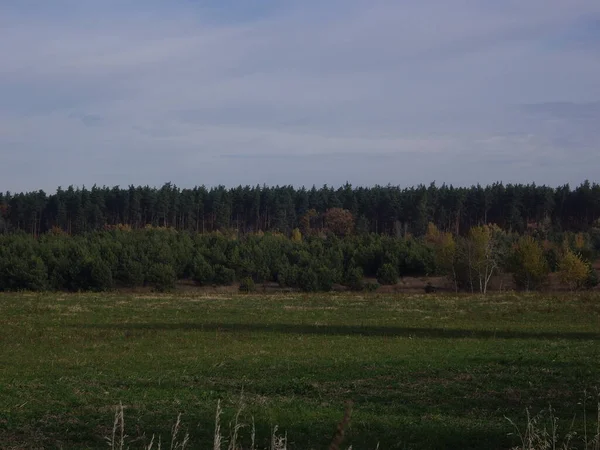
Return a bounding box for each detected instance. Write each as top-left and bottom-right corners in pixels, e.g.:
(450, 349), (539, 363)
(1, 292), (599, 449)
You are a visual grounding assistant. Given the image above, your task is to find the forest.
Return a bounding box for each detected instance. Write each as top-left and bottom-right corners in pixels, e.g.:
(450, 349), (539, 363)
(0, 180), (599, 294)
(2, 181), (600, 236)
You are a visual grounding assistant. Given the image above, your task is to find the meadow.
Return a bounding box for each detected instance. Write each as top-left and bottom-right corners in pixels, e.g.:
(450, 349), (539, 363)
(1, 292), (599, 449)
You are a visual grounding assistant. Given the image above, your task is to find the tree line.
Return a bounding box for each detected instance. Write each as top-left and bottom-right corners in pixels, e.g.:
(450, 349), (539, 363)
(1, 181), (600, 237)
(0, 225), (597, 293)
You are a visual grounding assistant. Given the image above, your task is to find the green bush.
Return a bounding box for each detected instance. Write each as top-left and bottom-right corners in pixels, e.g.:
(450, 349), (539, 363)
(544, 247), (560, 272)
(238, 277), (256, 293)
(298, 268), (319, 292)
(316, 266), (334, 292)
(424, 282), (436, 293)
(278, 265), (299, 288)
(26, 256), (50, 291)
(0, 255), (48, 291)
(47, 244), (90, 291)
(584, 264), (599, 289)
(364, 281), (380, 292)
(213, 265), (235, 286)
(344, 266), (364, 291)
(1, 227), (574, 294)
(87, 258), (114, 291)
(146, 263), (176, 292)
(376, 263), (398, 285)
(115, 258), (145, 288)
(191, 255), (214, 286)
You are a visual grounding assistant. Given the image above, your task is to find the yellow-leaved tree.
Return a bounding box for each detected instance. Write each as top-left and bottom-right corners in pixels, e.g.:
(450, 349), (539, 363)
(464, 224), (503, 294)
(291, 228), (302, 242)
(425, 223), (457, 291)
(511, 236), (549, 291)
(558, 248), (589, 290)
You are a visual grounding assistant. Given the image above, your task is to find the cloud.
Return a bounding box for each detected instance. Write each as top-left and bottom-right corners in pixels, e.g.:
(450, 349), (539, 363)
(521, 101), (600, 120)
(0, 0), (599, 192)
(68, 112), (103, 127)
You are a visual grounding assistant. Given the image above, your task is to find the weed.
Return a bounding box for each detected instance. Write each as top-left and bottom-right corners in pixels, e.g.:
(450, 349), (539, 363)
(507, 396), (600, 450)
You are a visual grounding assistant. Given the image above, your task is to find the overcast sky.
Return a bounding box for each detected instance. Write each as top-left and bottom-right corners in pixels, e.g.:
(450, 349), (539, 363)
(1, 1), (599, 193)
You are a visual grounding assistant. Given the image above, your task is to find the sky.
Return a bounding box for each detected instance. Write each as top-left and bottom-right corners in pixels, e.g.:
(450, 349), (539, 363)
(1, 0), (599, 193)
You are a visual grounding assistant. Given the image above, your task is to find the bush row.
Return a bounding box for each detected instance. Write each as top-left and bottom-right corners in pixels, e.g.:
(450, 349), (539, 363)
(0, 228), (597, 292)
(0, 230), (436, 292)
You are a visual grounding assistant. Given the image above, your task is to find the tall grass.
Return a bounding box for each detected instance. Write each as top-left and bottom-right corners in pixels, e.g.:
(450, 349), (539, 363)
(507, 396), (600, 450)
(106, 396), (599, 450)
(106, 399), (293, 450)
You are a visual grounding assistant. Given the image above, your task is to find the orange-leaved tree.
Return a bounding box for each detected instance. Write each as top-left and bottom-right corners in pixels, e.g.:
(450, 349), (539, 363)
(323, 208), (354, 237)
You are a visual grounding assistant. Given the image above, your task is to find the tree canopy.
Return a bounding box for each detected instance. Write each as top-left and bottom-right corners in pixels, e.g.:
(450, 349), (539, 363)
(1, 181), (599, 237)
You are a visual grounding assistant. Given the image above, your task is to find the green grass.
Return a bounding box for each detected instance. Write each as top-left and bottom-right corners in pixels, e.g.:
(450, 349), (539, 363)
(1, 292), (599, 449)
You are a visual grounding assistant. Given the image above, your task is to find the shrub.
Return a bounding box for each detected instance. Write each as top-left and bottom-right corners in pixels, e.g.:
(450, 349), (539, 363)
(238, 276), (256, 293)
(344, 266), (364, 291)
(0, 255), (48, 291)
(298, 268), (319, 292)
(253, 263), (271, 284)
(213, 265), (235, 286)
(291, 228), (302, 242)
(364, 281), (380, 292)
(376, 263), (398, 285)
(584, 264), (599, 289)
(87, 258), (114, 291)
(400, 240), (435, 276)
(558, 249), (589, 290)
(510, 236), (549, 291)
(47, 243), (90, 291)
(278, 265), (299, 288)
(544, 247), (560, 272)
(115, 258), (145, 288)
(146, 263), (176, 292)
(316, 266), (334, 292)
(191, 255), (214, 286)
(424, 282), (436, 293)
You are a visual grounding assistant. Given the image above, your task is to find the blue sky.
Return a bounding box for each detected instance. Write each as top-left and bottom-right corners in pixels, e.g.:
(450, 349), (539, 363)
(1, 1), (599, 192)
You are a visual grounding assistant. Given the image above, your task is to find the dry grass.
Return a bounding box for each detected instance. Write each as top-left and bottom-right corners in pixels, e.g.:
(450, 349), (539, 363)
(507, 395), (600, 450)
(103, 398), (365, 450)
(105, 398), (291, 450)
(106, 402), (190, 450)
(104, 396), (600, 450)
